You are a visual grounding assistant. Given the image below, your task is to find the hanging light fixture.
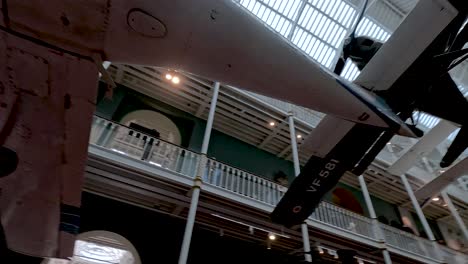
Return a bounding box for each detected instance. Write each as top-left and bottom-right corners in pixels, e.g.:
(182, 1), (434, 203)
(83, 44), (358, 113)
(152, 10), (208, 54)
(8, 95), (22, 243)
(268, 233), (276, 240)
(163, 70), (181, 85)
(318, 246), (324, 254)
(172, 76), (180, 84)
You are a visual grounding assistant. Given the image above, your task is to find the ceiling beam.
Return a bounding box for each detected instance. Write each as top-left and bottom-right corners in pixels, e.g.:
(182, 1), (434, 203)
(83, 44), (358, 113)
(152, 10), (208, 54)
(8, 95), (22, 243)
(258, 117), (288, 148)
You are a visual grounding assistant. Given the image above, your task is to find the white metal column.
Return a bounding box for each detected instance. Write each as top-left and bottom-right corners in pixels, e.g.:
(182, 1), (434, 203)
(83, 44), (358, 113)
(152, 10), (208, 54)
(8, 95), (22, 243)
(358, 175), (392, 264)
(178, 82), (220, 264)
(400, 173), (442, 260)
(441, 191), (468, 242)
(288, 112), (312, 263)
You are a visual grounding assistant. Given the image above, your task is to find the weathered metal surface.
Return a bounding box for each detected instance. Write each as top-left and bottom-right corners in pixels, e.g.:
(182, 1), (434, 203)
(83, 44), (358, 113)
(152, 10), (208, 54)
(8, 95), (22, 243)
(5, 0), (110, 56)
(0, 31), (98, 258)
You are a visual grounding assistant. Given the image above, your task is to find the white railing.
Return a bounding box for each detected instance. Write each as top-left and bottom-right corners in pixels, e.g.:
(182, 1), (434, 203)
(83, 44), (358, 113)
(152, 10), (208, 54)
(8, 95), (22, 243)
(204, 159), (286, 206)
(439, 245), (468, 264)
(89, 116), (466, 263)
(311, 202), (378, 240)
(380, 224), (438, 259)
(90, 116), (200, 178)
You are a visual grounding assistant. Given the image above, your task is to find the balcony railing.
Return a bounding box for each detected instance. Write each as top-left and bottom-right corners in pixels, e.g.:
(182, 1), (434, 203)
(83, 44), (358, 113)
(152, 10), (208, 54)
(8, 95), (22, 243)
(88, 116), (466, 263)
(380, 223), (440, 259)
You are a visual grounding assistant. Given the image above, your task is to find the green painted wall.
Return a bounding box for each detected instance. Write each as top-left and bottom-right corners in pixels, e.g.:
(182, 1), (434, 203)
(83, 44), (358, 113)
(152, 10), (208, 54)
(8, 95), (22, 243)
(95, 84), (126, 120)
(372, 194), (402, 224)
(206, 128), (295, 179)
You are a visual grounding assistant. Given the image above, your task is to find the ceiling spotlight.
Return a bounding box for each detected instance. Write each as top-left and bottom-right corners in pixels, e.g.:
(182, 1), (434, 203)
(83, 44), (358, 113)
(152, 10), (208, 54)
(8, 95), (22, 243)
(318, 247), (324, 254)
(269, 121), (276, 127)
(443, 203), (448, 207)
(297, 134), (302, 139)
(386, 142), (391, 145)
(268, 233), (276, 240)
(432, 197), (440, 202)
(172, 76), (180, 84)
(165, 73), (173, 80)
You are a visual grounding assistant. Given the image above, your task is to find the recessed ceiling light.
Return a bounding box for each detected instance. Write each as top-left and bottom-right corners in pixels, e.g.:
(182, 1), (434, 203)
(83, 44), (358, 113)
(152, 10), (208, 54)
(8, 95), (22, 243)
(165, 73), (173, 80)
(269, 121), (275, 127)
(432, 197), (440, 202)
(268, 233), (276, 240)
(172, 76), (180, 84)
(297, 134), (302, 139)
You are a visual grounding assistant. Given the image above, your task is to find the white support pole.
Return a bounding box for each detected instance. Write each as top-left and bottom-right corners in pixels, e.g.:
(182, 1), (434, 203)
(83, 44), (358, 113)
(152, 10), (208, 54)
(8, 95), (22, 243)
(178, 82), (220, 264)
(441, 191), (468, 242)
(288, 112), (312, 262)
(400, 173), (442, 260)
(178, 174), (202, 264)
(288, 114), (301, 175)
(201, 82), (220, 154)
(358, 175), (392, 264)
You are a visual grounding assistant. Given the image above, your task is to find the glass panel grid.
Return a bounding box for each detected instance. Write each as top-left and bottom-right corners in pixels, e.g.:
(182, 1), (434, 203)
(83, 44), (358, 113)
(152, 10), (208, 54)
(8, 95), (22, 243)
(237, 0), (391, 79)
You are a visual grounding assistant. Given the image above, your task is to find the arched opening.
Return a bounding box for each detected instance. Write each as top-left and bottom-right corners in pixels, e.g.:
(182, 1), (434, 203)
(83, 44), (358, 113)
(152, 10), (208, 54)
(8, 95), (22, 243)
(72, 231), (141, 264)
(120, 110), (181, 145)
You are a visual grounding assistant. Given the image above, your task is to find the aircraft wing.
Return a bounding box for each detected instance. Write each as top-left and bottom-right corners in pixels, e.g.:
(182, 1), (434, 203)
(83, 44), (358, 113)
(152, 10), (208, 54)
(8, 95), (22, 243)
(0, 32), (98, 258)
(3, 0), (425, 136)
(271, 0), (466, 226)
(353, 0), (459, 91)
(414, 158), (468, 202)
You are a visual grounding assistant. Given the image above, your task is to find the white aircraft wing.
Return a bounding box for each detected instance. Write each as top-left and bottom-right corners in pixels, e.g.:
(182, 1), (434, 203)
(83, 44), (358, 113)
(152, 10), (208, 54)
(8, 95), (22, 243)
(414, 158), (468, 201)
(3, 0), (428, 136)
(354, 0), (458, 91)
(104, 0), (415, 133)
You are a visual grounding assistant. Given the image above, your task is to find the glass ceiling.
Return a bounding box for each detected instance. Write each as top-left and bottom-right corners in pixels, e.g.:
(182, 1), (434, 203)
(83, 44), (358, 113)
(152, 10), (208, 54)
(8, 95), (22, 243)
(235, 0), (466, 132)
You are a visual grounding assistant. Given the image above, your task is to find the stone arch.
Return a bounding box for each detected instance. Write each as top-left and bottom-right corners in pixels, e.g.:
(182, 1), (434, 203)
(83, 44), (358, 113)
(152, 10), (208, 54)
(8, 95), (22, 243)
(72, 230), (141, 264)
(121, 110), (181, 145)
